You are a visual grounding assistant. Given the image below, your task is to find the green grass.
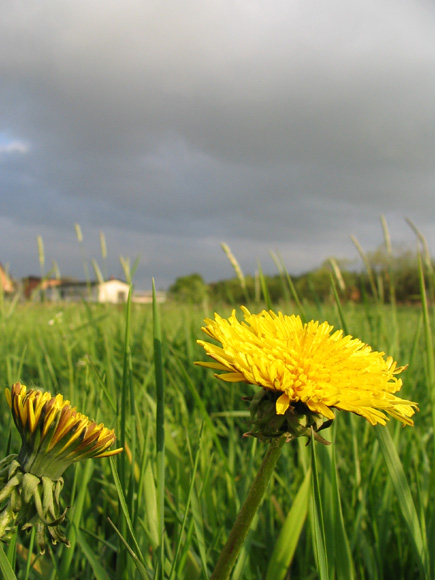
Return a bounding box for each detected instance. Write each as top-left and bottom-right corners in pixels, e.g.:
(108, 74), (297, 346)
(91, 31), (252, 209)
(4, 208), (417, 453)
(0, 292), (433, 579)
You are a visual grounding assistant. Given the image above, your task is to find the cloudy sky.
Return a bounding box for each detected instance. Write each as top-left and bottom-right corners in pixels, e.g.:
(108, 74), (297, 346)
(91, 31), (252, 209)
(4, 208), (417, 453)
(1, 0), (434, 290)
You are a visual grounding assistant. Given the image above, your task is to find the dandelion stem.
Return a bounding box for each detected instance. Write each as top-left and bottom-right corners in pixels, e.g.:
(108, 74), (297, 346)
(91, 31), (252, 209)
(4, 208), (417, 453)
(210, 436), (286, 580)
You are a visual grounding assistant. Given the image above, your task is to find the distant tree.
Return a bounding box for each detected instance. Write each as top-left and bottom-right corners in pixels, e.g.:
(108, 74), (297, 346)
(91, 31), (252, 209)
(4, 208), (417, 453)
(170, 246), (426, 307)
(389, 249), (421, 302)
(365, 246), (422, 303)
(208, 274), (285, 305)
(168, 273), (208, 304)
(209, 276), (254, 304)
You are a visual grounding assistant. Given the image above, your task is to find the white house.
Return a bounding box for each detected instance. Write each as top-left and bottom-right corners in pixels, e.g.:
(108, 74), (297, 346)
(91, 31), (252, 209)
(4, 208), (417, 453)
(97, 279), (130, 304)
(44, 279), (130, 304)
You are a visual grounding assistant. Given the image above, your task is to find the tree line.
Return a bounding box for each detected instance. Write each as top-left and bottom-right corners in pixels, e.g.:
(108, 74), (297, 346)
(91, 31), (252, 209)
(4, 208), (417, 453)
(168, 247), (427, 305)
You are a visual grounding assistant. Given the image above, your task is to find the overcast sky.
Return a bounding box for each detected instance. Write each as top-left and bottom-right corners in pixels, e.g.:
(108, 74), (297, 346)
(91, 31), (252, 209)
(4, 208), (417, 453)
(1, 0), (434, 290)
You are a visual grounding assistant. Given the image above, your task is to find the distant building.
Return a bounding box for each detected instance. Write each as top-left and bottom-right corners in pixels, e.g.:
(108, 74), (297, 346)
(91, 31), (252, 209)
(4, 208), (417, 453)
(22, 276), (63, 300)
(131, 290), (166, 304)
(23, 277), (131, 304)
(97, 279), (130, 303)
(0, 264), (14, 294)
(50, 279), (130, 304)
(20, 276), (166, 305)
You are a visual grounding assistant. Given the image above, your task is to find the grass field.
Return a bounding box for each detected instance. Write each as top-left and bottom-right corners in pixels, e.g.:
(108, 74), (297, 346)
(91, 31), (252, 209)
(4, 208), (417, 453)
(0, 259), (434, 579)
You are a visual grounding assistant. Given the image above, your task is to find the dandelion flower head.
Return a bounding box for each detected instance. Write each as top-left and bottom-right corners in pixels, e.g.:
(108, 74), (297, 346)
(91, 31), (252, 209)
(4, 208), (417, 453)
(5, 382), (122, 479)
(0, 383), (122, 552)
(196, 307), (417, 427)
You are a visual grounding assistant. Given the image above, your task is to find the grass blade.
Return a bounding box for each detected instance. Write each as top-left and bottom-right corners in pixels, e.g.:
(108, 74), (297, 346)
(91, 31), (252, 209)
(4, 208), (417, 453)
(350, 235), (378, 301)
(418, 253), (435, 445)
(317, 430), (354, 580)
(265, 468), (311, 580)
(276, 251), (307, 322)
(0, 545), (17, 580)
(58, 461), (94, 579)
(375, 426), (429, 578)
(168, 425), (205, 580)
(310, 437), (329, 580)
(109, 458), (147, 568)
(75, 527), (111, 580)
(153, 279), (166, 577)
(221, 242), (250, 303)
(257, 262), (272, 310)
(107, 518), (149, 579)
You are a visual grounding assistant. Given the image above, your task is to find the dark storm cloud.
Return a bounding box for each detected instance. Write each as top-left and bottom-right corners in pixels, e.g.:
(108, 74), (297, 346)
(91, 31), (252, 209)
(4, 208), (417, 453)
(1, 0), (434, 288)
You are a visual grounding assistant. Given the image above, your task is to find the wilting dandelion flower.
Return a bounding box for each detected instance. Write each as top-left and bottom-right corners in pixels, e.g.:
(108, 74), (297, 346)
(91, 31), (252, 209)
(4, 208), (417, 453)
(196, 307), (417, 440)
(0, 383), (122, 552)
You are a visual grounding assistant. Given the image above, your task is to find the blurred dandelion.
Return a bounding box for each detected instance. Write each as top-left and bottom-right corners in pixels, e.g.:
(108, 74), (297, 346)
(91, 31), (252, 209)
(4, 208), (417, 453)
(48, 311), (63, 326)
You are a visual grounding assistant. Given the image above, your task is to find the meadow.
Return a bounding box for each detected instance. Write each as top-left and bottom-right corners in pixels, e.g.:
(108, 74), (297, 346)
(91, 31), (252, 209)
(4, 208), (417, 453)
(0, 249), (434, 579)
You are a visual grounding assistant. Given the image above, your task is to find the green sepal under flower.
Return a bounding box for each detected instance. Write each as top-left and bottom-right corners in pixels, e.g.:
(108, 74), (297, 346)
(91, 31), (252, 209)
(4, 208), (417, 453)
(0, 455), (18, 486)
(0, 459), (69, 553)
(243, 389), (333, 444)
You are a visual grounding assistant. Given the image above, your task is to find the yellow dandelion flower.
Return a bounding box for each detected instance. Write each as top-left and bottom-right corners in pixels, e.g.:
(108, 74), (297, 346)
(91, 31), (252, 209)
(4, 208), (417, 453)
(0, 383), (122, 552)
(196, 307), (417, 428)
(5, 383), (122, 479)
